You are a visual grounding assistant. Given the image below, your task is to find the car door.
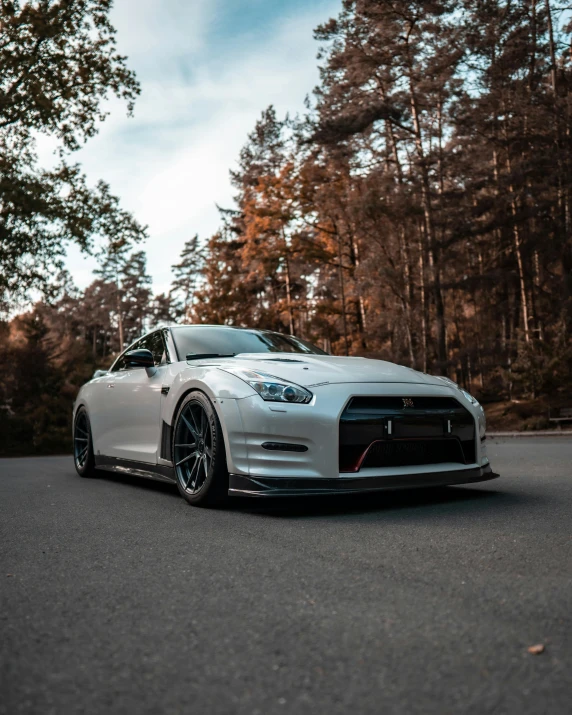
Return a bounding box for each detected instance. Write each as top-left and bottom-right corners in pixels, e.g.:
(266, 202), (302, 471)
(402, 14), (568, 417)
(99, 331), (168, 464)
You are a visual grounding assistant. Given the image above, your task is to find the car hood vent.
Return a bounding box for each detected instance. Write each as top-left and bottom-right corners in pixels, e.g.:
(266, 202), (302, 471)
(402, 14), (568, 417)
(260, 358), (306, 363)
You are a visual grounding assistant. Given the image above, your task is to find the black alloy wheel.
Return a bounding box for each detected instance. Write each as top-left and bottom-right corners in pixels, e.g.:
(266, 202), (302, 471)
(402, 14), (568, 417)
(172, 391), (228, 506)
(74, 407), (96, 477)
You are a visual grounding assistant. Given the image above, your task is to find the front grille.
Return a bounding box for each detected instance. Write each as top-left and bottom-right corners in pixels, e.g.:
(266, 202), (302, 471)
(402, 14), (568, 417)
(339, 395), (476, 472)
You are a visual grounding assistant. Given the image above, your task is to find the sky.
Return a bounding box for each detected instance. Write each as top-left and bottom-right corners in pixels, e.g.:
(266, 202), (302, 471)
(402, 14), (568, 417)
(41, 0), (341, 296)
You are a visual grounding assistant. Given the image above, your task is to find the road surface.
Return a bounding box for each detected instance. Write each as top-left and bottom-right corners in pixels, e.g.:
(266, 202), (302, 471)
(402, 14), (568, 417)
(1, 438), (571, 714)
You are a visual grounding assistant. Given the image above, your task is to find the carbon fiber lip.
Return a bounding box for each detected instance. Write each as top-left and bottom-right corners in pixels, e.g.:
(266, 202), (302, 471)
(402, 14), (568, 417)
(228, 465), (498, 497)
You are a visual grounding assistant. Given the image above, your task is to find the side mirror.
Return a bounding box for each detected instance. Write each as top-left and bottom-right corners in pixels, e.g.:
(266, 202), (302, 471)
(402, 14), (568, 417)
(125, 349), (155, 369)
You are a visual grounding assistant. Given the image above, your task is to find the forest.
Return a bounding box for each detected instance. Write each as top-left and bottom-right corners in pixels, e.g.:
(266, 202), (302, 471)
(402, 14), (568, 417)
(2, 0), (572, 454)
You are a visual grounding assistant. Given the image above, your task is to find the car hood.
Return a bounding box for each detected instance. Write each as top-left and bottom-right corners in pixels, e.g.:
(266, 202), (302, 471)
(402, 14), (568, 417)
(199, 354), (449, 388)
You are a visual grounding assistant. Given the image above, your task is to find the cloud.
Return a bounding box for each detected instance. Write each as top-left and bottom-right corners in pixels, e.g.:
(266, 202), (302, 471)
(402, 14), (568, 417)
(111, 0), (214, 63)
(59, 0), (341, 295)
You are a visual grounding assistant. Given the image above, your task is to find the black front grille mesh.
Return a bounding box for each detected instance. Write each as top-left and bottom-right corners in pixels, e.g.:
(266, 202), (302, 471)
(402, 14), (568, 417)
(339, 394), (477, 472)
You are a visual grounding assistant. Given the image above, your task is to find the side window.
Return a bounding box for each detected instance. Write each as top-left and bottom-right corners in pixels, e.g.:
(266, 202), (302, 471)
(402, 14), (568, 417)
(110, 338), (142, 372)
(111, 351), (131, 372)
(147, 331), (167, 366)
(132, 331), (166, 366)
(111, 356), (124, 372)
(110, 332), (167, 371)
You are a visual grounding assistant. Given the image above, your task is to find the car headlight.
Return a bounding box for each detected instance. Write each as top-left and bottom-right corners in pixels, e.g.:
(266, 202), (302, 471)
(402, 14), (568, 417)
(478, 409), (486, 439)
(435, 376), (459, 390)
(220, 367), (313, 404)
(459, 390), (486, 437)
(460, 389), (479, 406)
(435, 378), (485, 437)
(435, 377), (480, 405)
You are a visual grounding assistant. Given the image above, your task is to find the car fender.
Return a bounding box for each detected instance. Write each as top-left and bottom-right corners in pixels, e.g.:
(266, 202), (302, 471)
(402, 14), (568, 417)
(162, 365), (256, 424)
(160, 366), (257, 475)
(72, 376), (110, 454)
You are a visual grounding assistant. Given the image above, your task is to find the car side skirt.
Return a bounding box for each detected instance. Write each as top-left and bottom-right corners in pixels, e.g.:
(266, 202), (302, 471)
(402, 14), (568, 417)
(94, 455), (176, 483)
(228, 465), (499, 497)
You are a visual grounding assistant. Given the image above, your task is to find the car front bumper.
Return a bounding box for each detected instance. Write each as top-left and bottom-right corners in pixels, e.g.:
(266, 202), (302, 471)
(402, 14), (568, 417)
(217, 383), (492, 482)
(228, 464), (499, 497)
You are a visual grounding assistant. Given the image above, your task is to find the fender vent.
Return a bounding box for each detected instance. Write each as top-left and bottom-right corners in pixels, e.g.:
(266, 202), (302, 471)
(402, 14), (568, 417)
(160, 420), (172, 462)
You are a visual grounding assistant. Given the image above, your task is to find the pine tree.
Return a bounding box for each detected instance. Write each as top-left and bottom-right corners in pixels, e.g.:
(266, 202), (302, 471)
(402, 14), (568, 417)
(170, 235), (205, 320)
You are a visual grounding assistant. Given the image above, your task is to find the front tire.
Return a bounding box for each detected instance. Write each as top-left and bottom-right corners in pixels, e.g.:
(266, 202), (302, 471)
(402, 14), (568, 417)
(73, 407), (97, 478)
(172, 391), (228, 507)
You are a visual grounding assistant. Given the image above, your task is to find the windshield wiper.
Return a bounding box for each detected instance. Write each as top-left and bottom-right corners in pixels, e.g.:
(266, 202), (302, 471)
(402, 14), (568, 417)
(185, 353), (236, 360)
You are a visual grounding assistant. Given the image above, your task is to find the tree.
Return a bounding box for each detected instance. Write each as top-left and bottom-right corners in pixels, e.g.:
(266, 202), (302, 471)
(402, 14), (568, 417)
(95, 246), (152, 350)
(193, 228), (259, 327)
(199, 107), (312, 334)
(309, 0), (464, 370)
(120, 250), (152, 344)
(193, 0), (572, 396)
(150, 292), (177, 326)
(0, 0), (146, 309)
(170, 235), (205, 320)
(0, 304), (92, 455)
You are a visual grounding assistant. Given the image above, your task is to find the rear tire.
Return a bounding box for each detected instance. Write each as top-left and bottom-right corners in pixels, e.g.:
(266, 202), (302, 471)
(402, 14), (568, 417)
(73, 407), (97, 478)
(172, 391), (228, 507)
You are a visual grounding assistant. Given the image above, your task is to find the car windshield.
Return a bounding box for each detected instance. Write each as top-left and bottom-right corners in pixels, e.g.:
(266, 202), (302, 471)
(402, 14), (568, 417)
(171, 326), (327, 359)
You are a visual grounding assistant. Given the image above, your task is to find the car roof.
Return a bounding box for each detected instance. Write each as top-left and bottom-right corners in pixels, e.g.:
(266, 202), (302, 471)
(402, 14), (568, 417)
(167, 324), (270, 331)
(131, 324), (271, 346)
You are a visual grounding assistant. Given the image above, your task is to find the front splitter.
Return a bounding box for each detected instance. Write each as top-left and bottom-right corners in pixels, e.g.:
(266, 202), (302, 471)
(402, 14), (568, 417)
(228, 465), (498, 497)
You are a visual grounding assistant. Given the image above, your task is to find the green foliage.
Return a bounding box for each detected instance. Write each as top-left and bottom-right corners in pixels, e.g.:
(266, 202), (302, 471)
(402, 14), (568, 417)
(0, 0), (139, 150)
(0, 0), (146, 308)
(170, 235), (205, 320)
(0, 144), (147, 305)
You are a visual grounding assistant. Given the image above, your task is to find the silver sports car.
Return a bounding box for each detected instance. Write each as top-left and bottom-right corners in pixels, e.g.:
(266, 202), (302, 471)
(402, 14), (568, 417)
(73, 325), (498, 506)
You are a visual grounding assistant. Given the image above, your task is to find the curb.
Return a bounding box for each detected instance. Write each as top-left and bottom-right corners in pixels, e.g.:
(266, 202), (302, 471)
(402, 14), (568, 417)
(488, 431), (572, 438)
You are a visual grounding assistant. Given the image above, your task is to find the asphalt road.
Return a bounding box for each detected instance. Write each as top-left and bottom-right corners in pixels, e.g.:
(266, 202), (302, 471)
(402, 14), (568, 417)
(1, 439), (571, 715)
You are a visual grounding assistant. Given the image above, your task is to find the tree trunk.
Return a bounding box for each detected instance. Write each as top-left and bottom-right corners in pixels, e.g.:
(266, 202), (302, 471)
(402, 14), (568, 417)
(409, 86), (447, 371)
(116, 282), (124, 350)
(505, 153), (531, 343)
(337, 231), (349, 356)
(545, 0), (557, 93)
(385, 118), (416, 361)
(284, 255), (294, 335)
(418, 232), (428, 373)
